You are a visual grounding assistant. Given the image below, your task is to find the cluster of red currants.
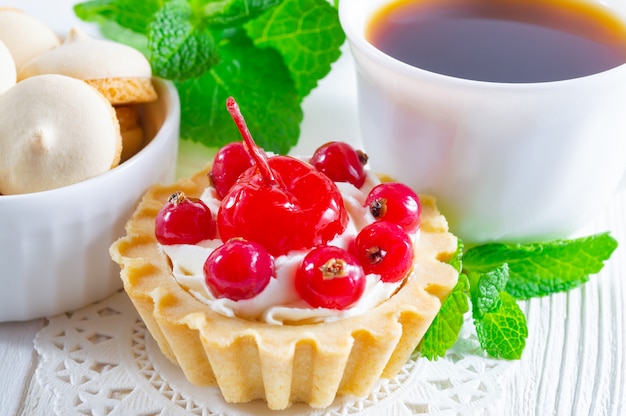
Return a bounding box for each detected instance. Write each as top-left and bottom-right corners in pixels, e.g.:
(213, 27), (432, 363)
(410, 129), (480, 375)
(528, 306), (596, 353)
(154, 98), (422, 311)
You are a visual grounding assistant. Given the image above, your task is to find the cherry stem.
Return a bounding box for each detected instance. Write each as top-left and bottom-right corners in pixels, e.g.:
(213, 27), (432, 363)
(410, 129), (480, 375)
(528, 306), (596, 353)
(226, 97), (276, 186)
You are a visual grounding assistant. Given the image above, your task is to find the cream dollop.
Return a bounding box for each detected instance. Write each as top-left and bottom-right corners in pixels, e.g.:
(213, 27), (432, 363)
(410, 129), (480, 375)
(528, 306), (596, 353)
(162, 171), (421, 325)
(0, 8), (60, 71)
(0, 74), (121, 194)
(18, 27), (152, 81)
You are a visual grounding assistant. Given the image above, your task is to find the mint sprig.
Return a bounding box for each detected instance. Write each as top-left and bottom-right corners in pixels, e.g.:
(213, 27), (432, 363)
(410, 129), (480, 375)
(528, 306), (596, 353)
(462, 232), (619, 299)
(74, 0), (345, 154)
(420, 232), (618, 360)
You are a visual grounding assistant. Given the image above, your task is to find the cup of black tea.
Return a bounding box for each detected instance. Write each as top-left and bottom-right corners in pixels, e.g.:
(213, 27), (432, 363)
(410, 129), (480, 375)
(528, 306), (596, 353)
(340, 0), (626, 243)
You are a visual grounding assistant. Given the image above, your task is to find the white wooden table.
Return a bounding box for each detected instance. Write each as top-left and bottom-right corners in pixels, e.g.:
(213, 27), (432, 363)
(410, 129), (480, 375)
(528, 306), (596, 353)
(1, 1), (625, 415)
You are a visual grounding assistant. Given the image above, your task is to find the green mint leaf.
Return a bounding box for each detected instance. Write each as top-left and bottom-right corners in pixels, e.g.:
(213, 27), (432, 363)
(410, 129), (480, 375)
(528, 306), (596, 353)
(473, 291), (528, 359)
(244, 0), (345, 97)
(420, 273), (470, 360)
(469, 264), (508, 317)
(463, 232), (618, 299)
(148, 0), (220, 81)
(470, 265), (528, 359)
(176, 31), (301, 153)
(201, 0), (282, 27)
(74, 0), (162, 34)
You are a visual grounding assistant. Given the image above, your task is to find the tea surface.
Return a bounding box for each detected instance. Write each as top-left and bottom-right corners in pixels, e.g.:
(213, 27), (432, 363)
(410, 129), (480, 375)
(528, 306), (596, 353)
(367, 0), (626, 82)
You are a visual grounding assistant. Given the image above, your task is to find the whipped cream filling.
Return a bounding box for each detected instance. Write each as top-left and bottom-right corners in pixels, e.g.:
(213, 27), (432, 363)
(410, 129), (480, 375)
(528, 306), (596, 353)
(162, 170), (420, 325)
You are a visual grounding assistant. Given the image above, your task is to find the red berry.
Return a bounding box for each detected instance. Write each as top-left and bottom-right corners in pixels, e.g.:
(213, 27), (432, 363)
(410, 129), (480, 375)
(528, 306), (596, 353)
(365, 182), (421, 232)
(218, 98), (348, 257)
(203, 239), (275, 300)
(155, 191), (216, 245)
(209, 142), (254, 199)
(310, 141), (369, 188)
(295, 246), (366, 310)
(353, 221), (414, 283)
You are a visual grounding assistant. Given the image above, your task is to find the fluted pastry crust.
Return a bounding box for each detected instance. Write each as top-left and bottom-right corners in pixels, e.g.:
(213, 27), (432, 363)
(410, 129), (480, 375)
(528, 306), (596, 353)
(110, 166), (459, 410)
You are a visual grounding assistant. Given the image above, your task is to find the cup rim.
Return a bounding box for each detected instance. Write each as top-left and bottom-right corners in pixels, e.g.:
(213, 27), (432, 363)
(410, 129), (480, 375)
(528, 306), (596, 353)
(339, 0), (626, 89)
(0, 77), (180, 203)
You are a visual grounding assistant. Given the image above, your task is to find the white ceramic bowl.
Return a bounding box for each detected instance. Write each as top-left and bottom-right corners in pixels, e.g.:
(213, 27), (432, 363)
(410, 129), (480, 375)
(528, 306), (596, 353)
(0, 78), (180, 322)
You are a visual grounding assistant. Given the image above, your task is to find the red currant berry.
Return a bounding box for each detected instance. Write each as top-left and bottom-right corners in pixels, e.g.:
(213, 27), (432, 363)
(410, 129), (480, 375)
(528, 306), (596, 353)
(295, 246), (366, 310)
(209, 142), (254, 199)
(310, 141), (369, 188)
(203, 239), (275, 300)
(353, 221), (414, 283)
(155, 191), (216, 245)
(365, 183), (421, 233)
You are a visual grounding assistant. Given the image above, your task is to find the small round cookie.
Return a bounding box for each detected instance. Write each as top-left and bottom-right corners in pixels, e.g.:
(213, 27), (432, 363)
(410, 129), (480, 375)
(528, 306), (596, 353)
(0, 8), (60, 71)
(0, 74), (122, 195)
(0, 40), (16, 95)
(18, 27), (157, 105)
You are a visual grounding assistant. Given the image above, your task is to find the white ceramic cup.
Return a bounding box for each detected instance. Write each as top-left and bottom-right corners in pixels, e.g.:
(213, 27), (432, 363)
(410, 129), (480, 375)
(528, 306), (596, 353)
(340, 0), (626, 243)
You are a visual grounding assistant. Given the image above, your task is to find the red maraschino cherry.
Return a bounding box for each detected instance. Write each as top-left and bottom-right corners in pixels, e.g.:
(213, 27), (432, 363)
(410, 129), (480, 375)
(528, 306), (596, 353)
(217, 97), (348, 257)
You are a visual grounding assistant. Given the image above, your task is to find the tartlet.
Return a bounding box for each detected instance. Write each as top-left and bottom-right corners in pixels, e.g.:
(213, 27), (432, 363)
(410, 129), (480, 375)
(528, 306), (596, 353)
(110, 161), (459, 410)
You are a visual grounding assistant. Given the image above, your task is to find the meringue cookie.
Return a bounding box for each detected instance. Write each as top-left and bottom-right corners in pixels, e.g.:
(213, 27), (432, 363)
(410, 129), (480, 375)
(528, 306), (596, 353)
(18, 27), (157, 105)
(0, 74), (122, 194)
(0, 8), (60, 71)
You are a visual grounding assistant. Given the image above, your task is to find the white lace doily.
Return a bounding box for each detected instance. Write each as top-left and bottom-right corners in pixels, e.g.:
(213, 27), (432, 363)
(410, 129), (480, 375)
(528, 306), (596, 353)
(34, 291), (516, 416)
